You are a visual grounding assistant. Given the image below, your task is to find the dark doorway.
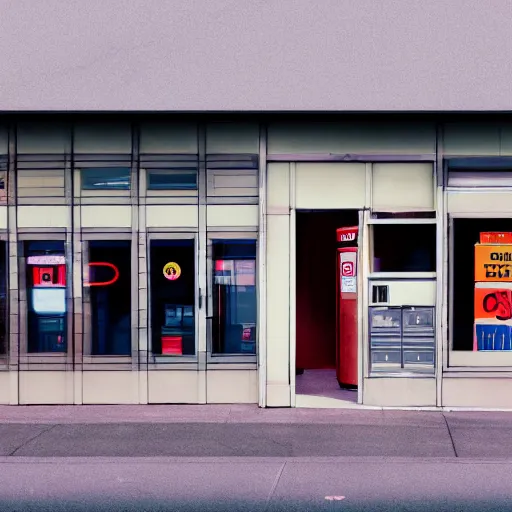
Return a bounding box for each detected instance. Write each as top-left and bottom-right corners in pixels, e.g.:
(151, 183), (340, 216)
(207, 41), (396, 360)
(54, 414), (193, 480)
(295, 210), (359, 373)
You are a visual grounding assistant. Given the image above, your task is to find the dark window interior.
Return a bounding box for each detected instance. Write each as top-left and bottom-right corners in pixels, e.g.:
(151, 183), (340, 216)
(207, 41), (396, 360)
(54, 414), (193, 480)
(150, 239), (195, 356)
(452, 218), (512, 351)
(147, 170), (197, 190)
(373, 224), (436, 272)
(88, 240), (131, 356)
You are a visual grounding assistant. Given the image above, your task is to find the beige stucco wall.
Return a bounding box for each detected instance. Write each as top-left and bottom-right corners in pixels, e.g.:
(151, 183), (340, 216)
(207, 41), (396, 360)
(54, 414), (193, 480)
(363, 378), (437, 407)
(7, 120), (512, 408)
(442, 378), (512, 408)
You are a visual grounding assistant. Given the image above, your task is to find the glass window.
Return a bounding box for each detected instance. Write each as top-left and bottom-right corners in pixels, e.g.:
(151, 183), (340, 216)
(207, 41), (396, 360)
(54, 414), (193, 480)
(24, 241), (67, 353)
(211, 240), (257, 355)
(373, 224), (436, 272)
(446, 158), (512, 187)
(84, 240), (131, 356)
(147, 169), (197, 190)
(452, 219), (512, 352)
(81, 167), (131, 190)
(150, 239), (195, 356)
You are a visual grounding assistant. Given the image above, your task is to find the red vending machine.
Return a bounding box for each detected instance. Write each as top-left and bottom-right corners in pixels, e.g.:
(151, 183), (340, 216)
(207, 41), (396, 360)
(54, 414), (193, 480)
(336, 226), (359, 388)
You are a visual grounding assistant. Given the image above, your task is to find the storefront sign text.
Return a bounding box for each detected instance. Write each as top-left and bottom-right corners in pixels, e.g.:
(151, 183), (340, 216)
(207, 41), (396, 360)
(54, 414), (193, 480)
(475, 245), (512, 282)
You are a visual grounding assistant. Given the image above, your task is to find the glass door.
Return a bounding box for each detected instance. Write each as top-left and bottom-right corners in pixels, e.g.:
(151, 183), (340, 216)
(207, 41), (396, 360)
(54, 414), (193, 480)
(207, 233), (258, 363)
(81, 236), (133, 367)
(148, 235), (198, 364)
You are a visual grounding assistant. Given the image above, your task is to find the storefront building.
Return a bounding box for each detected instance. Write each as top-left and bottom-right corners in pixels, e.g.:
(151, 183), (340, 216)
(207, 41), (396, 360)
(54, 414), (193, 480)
(0, 116), (511, 408)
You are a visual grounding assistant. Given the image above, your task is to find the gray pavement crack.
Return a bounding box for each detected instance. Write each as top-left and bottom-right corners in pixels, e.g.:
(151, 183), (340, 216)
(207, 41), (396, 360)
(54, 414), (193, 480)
(442, 413), (458, 458)
(8, 424), (58, 457)
(265, 461), (286, 511)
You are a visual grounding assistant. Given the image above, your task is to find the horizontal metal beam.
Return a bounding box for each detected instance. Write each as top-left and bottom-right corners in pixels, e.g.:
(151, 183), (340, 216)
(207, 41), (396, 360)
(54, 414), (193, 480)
(267, 153), (436, 163)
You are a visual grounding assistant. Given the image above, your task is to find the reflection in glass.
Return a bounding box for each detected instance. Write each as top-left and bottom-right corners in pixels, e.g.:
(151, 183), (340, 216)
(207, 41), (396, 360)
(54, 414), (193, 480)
(85, 240), (131, 356)
(25, 241), (67, 353)
(212, 240), (257, 355)
(81, 167), (131, 190)
(150, 240), (195, 356)
(147, 170), (197, 190)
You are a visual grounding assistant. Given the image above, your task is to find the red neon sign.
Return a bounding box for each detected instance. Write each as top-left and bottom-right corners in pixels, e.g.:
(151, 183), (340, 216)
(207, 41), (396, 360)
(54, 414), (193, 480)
(87, 262), (120, 287)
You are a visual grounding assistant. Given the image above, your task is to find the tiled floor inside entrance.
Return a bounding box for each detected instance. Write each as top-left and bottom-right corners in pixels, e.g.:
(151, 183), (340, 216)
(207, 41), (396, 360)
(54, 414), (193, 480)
(295, 369), (359, 408)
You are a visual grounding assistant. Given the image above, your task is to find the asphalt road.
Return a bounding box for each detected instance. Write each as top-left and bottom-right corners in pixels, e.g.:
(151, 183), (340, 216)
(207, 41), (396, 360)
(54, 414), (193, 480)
(0, 410), (510, 458)
(0, 457), (511, 511)
(0, 407), (510, 510)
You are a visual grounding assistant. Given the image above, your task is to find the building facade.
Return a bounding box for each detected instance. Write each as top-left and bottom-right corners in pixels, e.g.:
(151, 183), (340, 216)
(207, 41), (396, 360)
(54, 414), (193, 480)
(0, 115), (511, 408)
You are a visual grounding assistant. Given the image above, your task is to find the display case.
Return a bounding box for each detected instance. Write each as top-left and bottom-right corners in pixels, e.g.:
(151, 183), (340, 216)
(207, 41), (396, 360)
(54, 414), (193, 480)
(473, 233), (512, 351)
(402, 307), (435, 373)
(369, 306), (435, 375)
(369, 307), (402, 372)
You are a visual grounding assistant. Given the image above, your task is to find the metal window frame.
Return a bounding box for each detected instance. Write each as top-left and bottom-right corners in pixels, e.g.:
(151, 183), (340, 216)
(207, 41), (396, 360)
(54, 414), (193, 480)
(79, 232), (134, 369)
(74, 156), (133, 205)
(446, 211), (512, 371)
(17, 233), (72, 370)
(146, 232), (199, 369)
(443, 156), (512, 190)
(146, 168), (198, 191)
(267, 154), (436, 163)
(368, 222), (438, 274)
(16, 154), (68, 206)
(206, 231), (258, 366)
(0, 236), (9, 371)
(0, 155), (7, 206)
(79, 166), (132, 191)
(139, 154), (199, 204)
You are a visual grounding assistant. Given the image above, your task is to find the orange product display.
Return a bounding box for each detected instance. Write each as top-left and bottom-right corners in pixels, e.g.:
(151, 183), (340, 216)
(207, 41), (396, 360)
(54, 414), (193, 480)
(474, 244), (512, 282)
(161, 336), (183, 355)
(480, 232), (512, 244)
(474, 233), (512, 351)
(474, 287), (512, 322)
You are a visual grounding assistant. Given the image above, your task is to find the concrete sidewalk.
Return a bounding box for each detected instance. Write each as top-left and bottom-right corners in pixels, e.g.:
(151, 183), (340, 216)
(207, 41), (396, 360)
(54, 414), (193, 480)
(0, 405), (510, 458)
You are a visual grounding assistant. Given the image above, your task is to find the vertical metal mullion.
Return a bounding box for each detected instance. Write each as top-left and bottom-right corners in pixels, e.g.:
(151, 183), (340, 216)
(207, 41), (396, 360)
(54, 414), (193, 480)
(64, 132), (74, 372)
(137, 125), (149, 385)
(257, 123), (267, 407)
(7, 124), (19, 403)
(198, 130), (206, 330)
(400, 308), (404, 369)
(206, 237), (213, 354)
(288, 162), (296, 407)
(130, 123), (140, 372)
(195, 123), (208, 403)
(357, 208), (368, 404)
(197, 124), (207, 403)
(436, 123), (446, 407)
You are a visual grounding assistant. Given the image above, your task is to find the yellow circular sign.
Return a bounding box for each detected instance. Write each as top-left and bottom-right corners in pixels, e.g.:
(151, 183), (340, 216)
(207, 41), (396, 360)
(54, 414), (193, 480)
(163, 262), (181, 281)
